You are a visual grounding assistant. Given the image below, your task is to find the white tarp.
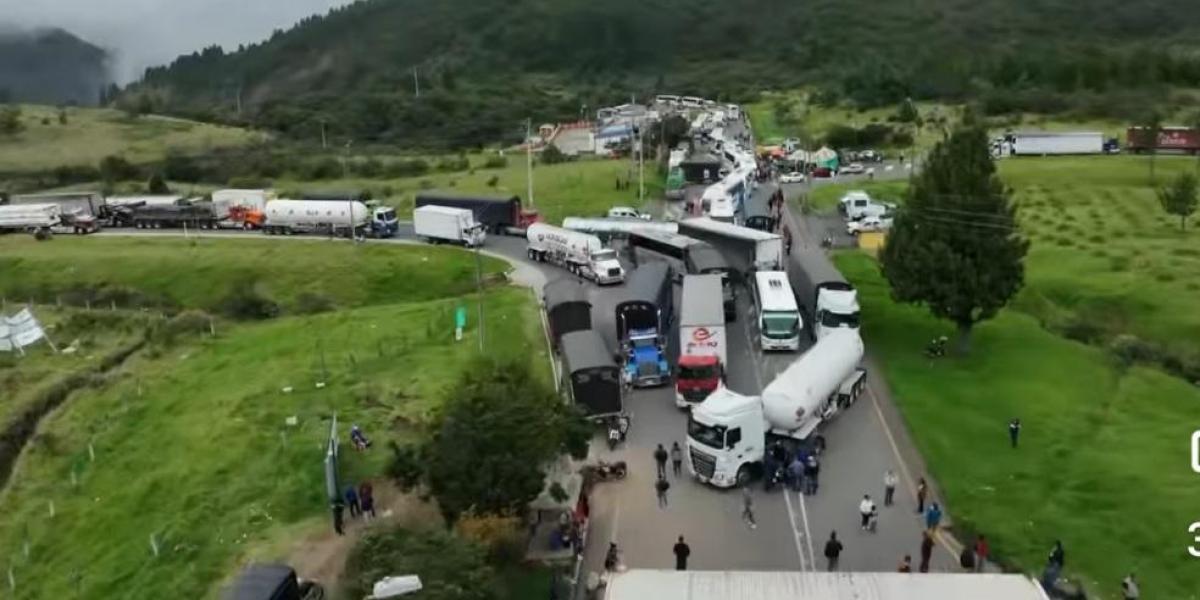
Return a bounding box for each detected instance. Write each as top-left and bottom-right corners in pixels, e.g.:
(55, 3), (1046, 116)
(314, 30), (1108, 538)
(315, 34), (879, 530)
(0, 309), (47, 352)
(605, 570), (1051, 600)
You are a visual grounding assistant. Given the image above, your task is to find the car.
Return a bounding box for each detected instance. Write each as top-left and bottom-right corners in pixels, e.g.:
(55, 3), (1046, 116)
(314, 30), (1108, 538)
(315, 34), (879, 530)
(847, 215), (893, 235)
(841, 162), (866, 175)
(811, 166), (833, 178)
(607, 206), (651, 220)
(779, 171), (806, 184)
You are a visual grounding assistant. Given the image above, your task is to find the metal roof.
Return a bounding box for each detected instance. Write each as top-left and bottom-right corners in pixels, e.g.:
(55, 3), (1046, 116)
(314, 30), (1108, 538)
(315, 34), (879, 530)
(605, 570), (1051, 600)
(680, 217), (781, 243)
(560, 330), (614, 374)
(543, 278), (590, 311)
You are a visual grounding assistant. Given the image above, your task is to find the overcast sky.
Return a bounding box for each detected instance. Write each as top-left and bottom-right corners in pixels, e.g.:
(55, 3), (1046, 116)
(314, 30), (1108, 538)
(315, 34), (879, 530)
(1, 0), (355, 83)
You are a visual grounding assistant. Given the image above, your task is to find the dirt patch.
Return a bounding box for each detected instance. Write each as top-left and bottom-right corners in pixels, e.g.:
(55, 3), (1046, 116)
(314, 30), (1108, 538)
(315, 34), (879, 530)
(286, 481), (443, 590)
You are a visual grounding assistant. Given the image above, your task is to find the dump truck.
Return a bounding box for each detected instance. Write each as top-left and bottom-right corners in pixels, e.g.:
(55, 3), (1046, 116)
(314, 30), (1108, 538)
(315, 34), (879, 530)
(687, 328), (866, 488)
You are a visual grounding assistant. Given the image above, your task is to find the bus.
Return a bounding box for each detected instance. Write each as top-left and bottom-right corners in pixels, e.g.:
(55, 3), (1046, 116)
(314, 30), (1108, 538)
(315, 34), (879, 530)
(753, 271), (802, 351)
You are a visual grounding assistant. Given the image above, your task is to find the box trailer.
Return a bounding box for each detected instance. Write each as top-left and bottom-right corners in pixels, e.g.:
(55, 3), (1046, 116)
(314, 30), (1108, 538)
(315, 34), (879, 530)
(0, 203), (99, 234)
(413, 205), (486, 246)
(1127, 126), (1200, 154)
(1010, 132), (1103, 155)
(677, 217), (784, 274)
(415, 192), (540, 235)
(675, 274), (727, 407)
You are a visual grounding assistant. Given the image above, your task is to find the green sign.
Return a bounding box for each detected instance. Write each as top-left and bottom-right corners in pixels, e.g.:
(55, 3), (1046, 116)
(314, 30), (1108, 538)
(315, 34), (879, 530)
(455, 306), (467, 329)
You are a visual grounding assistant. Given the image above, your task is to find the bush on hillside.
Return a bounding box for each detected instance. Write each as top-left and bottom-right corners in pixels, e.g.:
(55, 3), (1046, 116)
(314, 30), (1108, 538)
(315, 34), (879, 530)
(540, 144), (567, 165)
(147, 172), (171, 194)
(216, 280), (279, 320)
(99, 155), (139, 182)
(294, 291), (335, 314)
(455, 511), (526, 566)
(383, 159), (430, 178)
(436, 155), (470, 172)
(483, 155), (508, 169)
(341, 526), (497, 600)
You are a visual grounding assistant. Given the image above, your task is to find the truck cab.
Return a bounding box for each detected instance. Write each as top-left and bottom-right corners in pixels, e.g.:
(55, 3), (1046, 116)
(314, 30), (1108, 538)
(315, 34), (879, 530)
(686, 388), (764, 488)
(589, 248), (626, 285)
(369, 206), (400, 237)
(814, 284), (861, 339)
(675, 354), (723, 407)
(622, 329), (669, 387)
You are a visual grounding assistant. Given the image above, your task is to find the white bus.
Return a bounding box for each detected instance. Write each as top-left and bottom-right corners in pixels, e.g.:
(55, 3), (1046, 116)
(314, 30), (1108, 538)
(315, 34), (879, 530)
(754, 271), (802, 351)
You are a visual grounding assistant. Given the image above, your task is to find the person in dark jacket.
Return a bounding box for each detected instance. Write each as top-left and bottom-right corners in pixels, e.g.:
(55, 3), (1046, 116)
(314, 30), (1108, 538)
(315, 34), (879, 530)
(359, 482), (376, 519)
(919, 531), (934, 573)
(916, 477), (928, 514)
(654, 444), (669, 478)
(673, 536), (691, 570)
(1009, 418), (1022, 448)
(670, 442), (684, 476)
(655, 476), (671, 508)
(344, 485), (361, 518)
(823, 531), (843, 571)
(332, 499), (345, 535)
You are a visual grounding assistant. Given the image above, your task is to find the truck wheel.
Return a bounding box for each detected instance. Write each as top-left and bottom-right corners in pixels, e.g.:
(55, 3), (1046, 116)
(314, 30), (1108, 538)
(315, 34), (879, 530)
(735, 465), (753, 488)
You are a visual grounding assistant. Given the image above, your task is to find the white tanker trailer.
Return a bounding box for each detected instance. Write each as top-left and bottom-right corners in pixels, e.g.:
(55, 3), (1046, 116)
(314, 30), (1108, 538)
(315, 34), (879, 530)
(261, 199), (399, 238)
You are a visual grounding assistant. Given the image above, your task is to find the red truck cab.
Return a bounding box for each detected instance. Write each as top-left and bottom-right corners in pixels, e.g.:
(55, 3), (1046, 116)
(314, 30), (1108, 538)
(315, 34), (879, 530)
(675, 354), (723, 407)
(517, 208), (541, 229)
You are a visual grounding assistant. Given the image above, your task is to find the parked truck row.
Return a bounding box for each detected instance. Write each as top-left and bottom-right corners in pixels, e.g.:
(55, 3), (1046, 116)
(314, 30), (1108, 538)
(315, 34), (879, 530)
(542, 278), (627, 422)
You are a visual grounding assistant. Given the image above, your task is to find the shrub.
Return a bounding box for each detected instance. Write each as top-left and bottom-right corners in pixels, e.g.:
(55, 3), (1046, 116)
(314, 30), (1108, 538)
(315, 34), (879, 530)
(216, 280), (279, 320)
(384, 159), (430, 178)
(540, 144), (568, 165)
(455, 511), (526, 566)
(147, 172), (171, 194)
(294, 291), (335, 314)
(483, 155), (508, 169)
(485, 175), (499, 188)
(1060, 319), (1104, 345)
(1108, 334), (1158, 369)
(154, 310), (213, 343)
(342, 526), (497, 600)
(436, 155), (471, 172)
(99, 155), (139, 182)
(227, 175), (271, 189)
(354, 157), (384, 178)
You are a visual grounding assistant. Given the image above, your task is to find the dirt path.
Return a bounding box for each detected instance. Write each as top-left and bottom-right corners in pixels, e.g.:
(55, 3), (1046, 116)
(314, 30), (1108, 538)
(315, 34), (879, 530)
(286, 480), (444, 589)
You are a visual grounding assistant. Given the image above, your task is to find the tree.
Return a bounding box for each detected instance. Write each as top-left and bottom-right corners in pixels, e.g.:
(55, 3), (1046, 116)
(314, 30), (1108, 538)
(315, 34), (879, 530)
(896, 97), (919, 123)
(540, 143), (568, 165)
(147, 172), (171, 194)
(57, 107), (68, 125)
(390, 356), (589, 524)
(342, 526), (497, 600)
(880, 124), (1029, 354)
(0, 105), (23, 136)
(99, 155), (138, 182)
(1156, 171), (1198, 231)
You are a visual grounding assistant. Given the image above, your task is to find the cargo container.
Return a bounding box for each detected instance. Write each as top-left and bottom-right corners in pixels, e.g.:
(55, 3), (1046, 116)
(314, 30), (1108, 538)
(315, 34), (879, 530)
(1010, 132), (1103, 155)
(413, 205), (486, 246)
(414, 192), (540, 234)
(1127, 126), (1200, 154)
(675, 275), (726, 407)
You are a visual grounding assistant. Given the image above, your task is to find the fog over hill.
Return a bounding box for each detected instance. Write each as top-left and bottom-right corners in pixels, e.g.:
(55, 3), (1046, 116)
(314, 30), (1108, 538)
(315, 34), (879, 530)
(0, 27), (111, 105)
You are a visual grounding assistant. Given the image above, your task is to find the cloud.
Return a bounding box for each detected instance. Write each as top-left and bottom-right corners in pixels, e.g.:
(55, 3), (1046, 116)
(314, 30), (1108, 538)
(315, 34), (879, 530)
(0, 0), (354, 83)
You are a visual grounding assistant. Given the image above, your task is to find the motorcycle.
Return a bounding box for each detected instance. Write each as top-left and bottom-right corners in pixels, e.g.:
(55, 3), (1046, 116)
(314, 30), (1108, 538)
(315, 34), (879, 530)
(924, 335), (948, 359)
(606, 420), (621, 451)
(589, 460), (628, 481)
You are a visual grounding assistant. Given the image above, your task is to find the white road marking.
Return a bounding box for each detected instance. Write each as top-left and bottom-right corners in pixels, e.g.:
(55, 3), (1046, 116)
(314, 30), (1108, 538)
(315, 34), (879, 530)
(798, 491), (816, 568)
(609, 498), (621, 544)
(782, 485), (808, 571)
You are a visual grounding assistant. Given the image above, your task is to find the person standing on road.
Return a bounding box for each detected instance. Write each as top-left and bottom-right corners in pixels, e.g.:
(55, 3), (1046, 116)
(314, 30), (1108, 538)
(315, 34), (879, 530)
(741, 485), (757, 529)
(823, 531), (843, 572)
(655, 475), (671, 509)
(344, 485), (361, 519)
(670, 442), (683, 477)
(804, 455), (820, 495)
(974, 534), (989, 572)
(1042, 540), (1065, 591)
(884, 469), (898, 507)
(925, 502), (943, 531)
(332, 499), (345, 536)
(788, 455), (805, 492)
(673, 536), (691, 571)
(959, 546), (977, 571)
(898, 554), (913, 573)
(1120, 573), (1140, 600)
(654, 444), (669, 479)
(859, 495), (875, 530)
(916, 477), (928, 514)
(919, 531), (934, 573)
(1009, 418), (1022, 448)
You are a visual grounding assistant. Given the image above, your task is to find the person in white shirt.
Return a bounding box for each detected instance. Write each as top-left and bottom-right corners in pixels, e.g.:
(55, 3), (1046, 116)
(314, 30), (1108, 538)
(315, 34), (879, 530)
(859, 495), (876, 530)
(884, 469), (898, 506)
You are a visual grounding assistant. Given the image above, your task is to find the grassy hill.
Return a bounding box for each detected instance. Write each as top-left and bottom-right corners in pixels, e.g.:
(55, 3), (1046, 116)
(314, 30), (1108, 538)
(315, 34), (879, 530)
(0, 105), (264, 174)
(131, 0), (1200, 148)
(0, 237), (543, 598)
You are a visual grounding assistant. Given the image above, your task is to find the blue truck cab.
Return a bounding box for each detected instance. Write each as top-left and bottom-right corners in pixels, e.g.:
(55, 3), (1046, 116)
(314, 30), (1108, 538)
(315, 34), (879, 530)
(615, 262), (674, 388)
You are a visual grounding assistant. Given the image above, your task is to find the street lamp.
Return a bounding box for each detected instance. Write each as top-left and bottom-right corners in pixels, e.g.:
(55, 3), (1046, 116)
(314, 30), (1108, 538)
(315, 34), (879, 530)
(466, 223), (487, 352)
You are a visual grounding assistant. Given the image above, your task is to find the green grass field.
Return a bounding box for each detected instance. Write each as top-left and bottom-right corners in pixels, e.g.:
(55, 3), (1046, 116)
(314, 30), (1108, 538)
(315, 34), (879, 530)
(0, 238), (548, 599)
(275, 156), (665, 226)
(0, 105), (265, 172)
(837, 252), (1198, 599)
(0, 236), (506, 314)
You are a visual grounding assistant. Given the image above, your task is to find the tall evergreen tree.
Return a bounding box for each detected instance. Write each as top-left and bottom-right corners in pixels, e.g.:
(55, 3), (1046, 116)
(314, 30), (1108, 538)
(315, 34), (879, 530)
(880, 123), (1028, 354)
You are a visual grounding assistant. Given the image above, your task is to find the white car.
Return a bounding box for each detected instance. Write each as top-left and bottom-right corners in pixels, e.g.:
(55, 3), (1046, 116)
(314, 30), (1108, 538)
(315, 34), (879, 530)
(847, 215), (893, 235)
(841, 162), (866, 175)
(607, 206), (651, 220)
(779, 171), (806, 184)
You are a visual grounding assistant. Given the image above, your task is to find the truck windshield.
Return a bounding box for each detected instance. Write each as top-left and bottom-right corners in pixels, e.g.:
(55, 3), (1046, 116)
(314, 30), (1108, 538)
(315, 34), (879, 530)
(762, 311), (799, 338)
(377, 209), (397, 221)
(631, 336), (657, 349)
(687, 416), (725, 449)
(592, 249), (617, 262)
(678, 363), (718, 381)
(820, 311), (861, 328)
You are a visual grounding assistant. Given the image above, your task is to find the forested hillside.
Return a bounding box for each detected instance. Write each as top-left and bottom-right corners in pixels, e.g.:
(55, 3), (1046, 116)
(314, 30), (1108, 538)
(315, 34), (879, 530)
(132, 0), (1200, 147)
(0, 28), (111, 106)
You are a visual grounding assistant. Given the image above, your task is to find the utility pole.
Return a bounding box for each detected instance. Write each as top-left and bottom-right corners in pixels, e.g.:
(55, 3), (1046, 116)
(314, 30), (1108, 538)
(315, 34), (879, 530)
(413, 67), (420, 98)
(235, 82), (242, 117)
(526, 118), (535, 208)
(471, 225), (485, 352)
(638, 122), (645, 204)
(320, 120), (327, 149)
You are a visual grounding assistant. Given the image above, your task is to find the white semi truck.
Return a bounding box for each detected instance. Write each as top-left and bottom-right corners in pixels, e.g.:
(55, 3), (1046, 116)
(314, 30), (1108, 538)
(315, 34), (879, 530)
(790, 248), (860, 339)
(0, 203), (99, 234)
(677, 217), (784, 274)
(686, 328), (867, 488)
(526, 223), (625, 285)
(261, 199), (399, 237)
(413, 205), (486, 247)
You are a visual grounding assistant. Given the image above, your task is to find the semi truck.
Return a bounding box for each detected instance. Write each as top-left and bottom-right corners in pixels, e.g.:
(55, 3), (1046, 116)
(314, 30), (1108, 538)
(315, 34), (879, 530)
(262, 199), (399, 237)
(414, 192), (540, 235)
(0, 203), (99, 234)
(543, 278), (592, 349)
(211, 189), (273, 229)
(687, 328), (867, 488)
(561, 217), (677, 242)
(526, 223), (625, 285)
(677, 217), (784, 275)
(615, 262), (673, 388)
(1007, 132), (1108, 155)
(560, 330), (624, 419)
(790, 248), (860, 339)
(675, 274), (727, 408)
(1127, 126), (1200, 154)
(413, 205), (486, 247)
(124, 203), (222, 229)
(685, 243), (737, 321)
